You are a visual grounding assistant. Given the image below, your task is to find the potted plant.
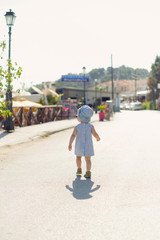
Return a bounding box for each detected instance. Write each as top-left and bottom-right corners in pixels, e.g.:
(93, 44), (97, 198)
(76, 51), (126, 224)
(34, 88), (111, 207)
(97, 105), (106, 121)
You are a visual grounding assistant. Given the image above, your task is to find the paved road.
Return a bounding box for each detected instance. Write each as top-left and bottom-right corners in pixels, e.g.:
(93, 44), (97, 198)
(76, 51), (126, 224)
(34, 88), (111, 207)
(0, 110), (160, 240)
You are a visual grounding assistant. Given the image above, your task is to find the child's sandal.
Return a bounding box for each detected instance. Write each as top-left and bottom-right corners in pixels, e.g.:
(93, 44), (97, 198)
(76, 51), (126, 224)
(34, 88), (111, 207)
(84, 171), (91, 178)
(76, 168), (82, 175)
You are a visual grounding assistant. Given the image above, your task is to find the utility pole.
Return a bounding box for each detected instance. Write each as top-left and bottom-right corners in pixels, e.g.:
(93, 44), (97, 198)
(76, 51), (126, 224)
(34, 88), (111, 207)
(134, 73), (137, 100)
(111, 54), (114, 112)
(116, 68), (120, 112)
(131, 71), (138, 100)
(111, 54), (114, 100)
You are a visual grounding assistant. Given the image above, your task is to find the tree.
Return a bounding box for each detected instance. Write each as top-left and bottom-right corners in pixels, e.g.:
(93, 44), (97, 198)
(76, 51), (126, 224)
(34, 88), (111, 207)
(47, 94), (58, 105)
(47, 93), (63, 105)
(148, 56), (160, 106)
(0, 40), (22, 117)
(89, 68), (105, 80)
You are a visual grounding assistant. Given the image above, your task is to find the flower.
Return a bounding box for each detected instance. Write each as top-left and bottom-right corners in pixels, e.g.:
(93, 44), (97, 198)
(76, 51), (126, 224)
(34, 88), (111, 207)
(97, 105), (106, 112)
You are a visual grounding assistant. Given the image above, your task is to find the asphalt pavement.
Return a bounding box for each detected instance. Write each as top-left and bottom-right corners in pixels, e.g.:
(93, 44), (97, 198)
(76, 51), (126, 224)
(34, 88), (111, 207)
(1, 110), (160, 240)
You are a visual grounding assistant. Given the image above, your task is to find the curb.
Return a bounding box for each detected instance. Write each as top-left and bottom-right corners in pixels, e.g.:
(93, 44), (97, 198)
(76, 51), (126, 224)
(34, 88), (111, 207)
(32, 118), (98, 139)
(0, 117), (99, 148)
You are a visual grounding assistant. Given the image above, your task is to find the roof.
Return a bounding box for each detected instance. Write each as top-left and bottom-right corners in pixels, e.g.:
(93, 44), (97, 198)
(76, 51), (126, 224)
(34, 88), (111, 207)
(31, 86), (44, 94)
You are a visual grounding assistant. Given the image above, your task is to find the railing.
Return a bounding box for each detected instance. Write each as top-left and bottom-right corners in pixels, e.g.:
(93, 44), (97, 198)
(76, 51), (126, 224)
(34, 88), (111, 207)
(12, 105), (70, 128)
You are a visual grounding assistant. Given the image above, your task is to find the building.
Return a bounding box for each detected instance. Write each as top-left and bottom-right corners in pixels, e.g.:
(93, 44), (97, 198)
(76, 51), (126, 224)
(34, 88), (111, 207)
(99, 78), (149, 102)
(56, 87), (111, 105)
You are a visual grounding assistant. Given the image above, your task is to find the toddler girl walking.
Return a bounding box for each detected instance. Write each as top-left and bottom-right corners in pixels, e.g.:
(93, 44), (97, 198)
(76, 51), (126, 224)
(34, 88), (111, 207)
(68, 105), (100, 178)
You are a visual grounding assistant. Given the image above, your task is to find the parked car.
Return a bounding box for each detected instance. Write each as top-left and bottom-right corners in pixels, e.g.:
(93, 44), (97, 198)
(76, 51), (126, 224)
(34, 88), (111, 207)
(130, 101), (143, 110)
(123, 102), (131, 110)
(120, 103), (125, 110)
(126, 103), (131, 110)
(120, 102), (131, 110)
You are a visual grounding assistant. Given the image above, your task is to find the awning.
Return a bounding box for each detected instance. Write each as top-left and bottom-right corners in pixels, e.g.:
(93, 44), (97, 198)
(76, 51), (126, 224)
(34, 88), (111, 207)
(48, 89), (59, 97)
(136, 90), (150, 95)
(13, 99), (42, 107)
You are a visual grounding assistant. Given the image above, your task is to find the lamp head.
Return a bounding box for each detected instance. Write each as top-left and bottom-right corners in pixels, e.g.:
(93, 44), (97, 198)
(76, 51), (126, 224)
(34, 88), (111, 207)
(5, 9), (16, 27)
(82, 66), (86, 74)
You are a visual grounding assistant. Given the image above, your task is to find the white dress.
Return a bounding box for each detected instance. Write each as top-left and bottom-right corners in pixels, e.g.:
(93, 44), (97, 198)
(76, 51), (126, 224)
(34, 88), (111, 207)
(75, 123), (94, 156)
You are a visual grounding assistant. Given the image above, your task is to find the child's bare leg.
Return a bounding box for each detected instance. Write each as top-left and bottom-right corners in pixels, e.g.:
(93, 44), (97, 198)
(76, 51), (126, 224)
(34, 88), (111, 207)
(76, 156), (82, 169)
(85, 156), (91, 171)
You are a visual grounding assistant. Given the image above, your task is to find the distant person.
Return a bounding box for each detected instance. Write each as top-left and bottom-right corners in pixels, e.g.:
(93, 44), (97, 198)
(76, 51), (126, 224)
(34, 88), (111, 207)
(68, 105), (100, 178)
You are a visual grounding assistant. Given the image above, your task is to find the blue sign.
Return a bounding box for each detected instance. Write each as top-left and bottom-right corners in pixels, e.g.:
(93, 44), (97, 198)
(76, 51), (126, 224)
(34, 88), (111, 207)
(61, 75), (89, 82)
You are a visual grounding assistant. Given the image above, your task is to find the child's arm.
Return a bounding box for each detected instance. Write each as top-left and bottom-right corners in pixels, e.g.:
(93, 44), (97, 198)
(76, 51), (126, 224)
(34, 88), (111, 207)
(68, 127), (77, 151)
(91, 126), (100, 141)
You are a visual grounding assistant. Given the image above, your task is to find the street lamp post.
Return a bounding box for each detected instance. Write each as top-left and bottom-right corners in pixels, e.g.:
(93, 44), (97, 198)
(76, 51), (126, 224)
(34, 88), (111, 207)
(99, 86), (102, 104)
(4, 9), (16, 131)
(82, 67), (86, 105)
(95, 79), (97, 113)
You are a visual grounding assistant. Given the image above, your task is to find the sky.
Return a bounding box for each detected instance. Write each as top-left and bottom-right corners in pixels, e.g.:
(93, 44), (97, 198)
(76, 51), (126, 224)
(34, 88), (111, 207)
(0, 0), (160, 90)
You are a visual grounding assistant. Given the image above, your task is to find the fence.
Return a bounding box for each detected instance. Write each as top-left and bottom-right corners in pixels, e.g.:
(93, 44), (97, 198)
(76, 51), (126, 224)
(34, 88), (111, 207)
(0, 105), (70, 129)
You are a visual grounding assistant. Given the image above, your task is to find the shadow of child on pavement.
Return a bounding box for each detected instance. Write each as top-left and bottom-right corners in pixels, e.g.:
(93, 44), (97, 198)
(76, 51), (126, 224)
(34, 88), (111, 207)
(65, 176), (100, 200)
(0, 132), (9, 139)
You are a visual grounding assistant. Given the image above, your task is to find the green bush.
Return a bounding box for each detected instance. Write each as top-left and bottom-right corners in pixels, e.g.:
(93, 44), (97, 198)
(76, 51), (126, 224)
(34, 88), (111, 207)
(142, 101), (156, 110)
(47, 94), (58, 105)
(142, 101), (150, 110)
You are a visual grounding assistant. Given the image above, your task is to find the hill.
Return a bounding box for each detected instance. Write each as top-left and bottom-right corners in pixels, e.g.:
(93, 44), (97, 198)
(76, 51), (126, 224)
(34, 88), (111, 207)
(28, 65), (149, 91)
(55, 65), (149, 89)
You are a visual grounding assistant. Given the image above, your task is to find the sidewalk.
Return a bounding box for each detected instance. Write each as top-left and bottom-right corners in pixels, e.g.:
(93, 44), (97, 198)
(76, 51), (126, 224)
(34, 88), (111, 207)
(0, 114), (99, 148)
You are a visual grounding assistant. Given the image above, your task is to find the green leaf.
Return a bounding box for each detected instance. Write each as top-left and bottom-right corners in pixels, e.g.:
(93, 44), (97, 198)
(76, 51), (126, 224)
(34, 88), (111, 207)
(16, 89), (20, 93)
